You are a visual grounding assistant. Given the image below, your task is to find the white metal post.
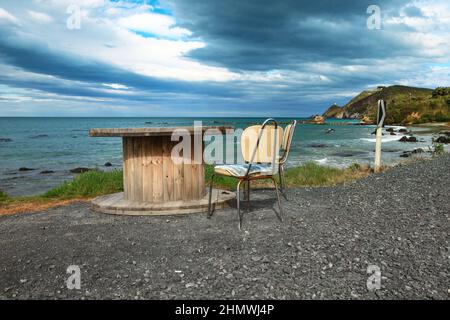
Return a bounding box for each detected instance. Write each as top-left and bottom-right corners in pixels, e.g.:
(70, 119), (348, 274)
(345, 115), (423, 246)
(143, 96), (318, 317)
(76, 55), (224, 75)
(374, 127), (382, 172)
(374, 100), (386, 173)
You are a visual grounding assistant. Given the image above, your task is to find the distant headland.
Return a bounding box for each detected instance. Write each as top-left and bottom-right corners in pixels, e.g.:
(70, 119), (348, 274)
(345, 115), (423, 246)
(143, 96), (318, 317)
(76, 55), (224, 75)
(322, 85), (450, 125)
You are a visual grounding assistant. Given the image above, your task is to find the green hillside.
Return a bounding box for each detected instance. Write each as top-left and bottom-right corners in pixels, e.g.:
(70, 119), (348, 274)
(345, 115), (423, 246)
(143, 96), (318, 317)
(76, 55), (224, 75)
(322, 104), (345, 118)
(323, 85), (450, 125)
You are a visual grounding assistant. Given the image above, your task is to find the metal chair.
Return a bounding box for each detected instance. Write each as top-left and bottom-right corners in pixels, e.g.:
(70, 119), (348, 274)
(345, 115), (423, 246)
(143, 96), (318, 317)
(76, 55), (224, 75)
(207, 118), (284, 230)
(278, 120), (297, 196)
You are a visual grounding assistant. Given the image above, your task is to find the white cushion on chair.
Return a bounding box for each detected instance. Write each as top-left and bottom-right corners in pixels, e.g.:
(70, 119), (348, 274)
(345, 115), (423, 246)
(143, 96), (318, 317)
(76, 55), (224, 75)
(214, 164), (275, 177)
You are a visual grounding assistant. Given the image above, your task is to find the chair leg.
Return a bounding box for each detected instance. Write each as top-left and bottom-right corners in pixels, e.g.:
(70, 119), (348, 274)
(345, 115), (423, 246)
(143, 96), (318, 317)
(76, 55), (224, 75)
(207, 174), (215, 218)
(278, 164), (284, 191)
(271, 177), (284, 222)
(236, 179), (244, 230)
(279, 165), (289, 201)
(245, 180), (250, 212)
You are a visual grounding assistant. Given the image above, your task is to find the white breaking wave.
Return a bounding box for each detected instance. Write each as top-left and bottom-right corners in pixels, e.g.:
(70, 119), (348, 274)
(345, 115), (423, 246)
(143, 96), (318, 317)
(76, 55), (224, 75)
(361, 135), (402, 143)
(385, 125), (407, 131)
(315, 158), (328, 164)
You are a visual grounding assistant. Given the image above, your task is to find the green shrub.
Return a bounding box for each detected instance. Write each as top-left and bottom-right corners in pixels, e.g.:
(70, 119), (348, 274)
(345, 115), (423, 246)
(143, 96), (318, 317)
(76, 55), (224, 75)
(349, 163), (361, 171)
(432, 87), (450, 98)
(430, 142), (445, 156)
(0, 191), (9, 202)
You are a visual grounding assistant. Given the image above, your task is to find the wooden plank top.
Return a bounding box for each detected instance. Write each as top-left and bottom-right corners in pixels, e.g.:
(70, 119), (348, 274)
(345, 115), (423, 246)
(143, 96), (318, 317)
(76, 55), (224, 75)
(89, 126), (233, 137)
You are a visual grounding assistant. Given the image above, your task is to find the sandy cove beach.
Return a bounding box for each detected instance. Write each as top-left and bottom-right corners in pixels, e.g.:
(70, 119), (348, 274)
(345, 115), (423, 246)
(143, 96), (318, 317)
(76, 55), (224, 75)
(0, 155), (449, 299)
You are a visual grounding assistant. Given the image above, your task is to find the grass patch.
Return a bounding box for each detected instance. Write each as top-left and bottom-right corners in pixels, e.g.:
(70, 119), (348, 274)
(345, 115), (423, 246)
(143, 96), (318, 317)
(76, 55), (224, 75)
(205, 165), (238, 189)
(282, 162), (370, 187)
(205, 162), (370, 189)
(0, 170), (123, 215)
(42, 169), (123, 199)
(1, 163), (370, 215)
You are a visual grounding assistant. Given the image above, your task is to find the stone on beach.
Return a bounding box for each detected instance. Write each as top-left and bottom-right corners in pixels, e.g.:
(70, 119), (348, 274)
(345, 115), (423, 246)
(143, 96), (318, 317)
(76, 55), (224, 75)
(70, 167), (93, 173)
(400, 148), (425, 158)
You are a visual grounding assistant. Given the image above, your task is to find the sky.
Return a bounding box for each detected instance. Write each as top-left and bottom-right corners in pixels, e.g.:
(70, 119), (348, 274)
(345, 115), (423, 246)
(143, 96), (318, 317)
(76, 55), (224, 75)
(0, 0), (449, 117)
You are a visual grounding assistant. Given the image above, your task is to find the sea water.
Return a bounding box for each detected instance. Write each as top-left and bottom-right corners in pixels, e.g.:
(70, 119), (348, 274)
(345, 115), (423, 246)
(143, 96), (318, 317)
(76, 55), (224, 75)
(0, 117), (442, 196)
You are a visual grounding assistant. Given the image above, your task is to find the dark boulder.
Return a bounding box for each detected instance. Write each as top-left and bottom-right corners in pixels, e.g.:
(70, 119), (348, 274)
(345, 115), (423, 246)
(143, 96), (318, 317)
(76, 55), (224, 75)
(398, 128), (408, 133)
(40, 170), (54, 174)
(104, 162), (112, 167)
(332, 151), (366, 157)
(0, 138), (12, 142)
(373, 148), (402, 153)
(390, 132), (396, 136)
(399, 136), (418, 142)
(438, 131), (450, 136)
(400, 148), (424, 158)
(435, 136), (450, 144)
(70, 167), (92, 174)
(386, 128), (395, 133)
(400, 153), (410, 158)
(19, 167), (35, 171)
(308, 143), (328, 148)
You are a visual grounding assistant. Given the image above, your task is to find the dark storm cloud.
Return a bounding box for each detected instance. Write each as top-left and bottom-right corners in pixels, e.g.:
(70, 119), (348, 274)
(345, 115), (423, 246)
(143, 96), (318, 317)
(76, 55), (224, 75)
(0, 0), (446, 117)
(0, 30), (242, 99)
(167, 0), (413, 71)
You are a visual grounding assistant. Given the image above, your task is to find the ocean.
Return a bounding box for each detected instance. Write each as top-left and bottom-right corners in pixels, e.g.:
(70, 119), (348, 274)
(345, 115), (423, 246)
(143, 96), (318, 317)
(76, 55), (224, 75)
(0, 117), (442, 196)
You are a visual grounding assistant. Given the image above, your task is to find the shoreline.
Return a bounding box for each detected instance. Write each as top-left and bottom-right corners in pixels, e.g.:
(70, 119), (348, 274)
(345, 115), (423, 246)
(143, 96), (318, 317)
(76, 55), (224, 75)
(0, 161), (374, 215)
(0, 155), (443, 216)
(1, 120), (449, 197)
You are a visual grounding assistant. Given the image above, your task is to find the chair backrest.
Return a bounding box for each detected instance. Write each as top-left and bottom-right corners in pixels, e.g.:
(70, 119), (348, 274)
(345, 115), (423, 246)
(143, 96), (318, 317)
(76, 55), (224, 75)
(241, 124), (283, 164)
(279, 120), (297, 164)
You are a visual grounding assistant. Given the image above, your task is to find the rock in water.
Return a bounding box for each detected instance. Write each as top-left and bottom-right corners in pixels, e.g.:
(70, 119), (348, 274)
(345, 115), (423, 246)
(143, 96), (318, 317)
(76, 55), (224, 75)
(307, 143), (328, 148)
(104, 162), (112, 167)
(435, 136), (450, 144)
(0, 138), (12, 142)
(400, 153), (410, 158)
(70, 167), (92, 173)
(401, 148), (424, 158)
(399, 136), (418, 142)
(40, 170), (54, 174)
(19, 167), (35, 171)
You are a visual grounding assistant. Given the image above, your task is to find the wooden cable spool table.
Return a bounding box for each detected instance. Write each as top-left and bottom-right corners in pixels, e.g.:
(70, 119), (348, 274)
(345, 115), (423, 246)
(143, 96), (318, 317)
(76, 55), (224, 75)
(89, 127), (235, 215)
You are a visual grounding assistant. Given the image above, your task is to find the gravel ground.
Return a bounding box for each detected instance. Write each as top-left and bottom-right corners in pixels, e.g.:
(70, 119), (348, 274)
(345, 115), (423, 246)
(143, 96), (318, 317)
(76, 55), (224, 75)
(0, 155), (449, 300)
